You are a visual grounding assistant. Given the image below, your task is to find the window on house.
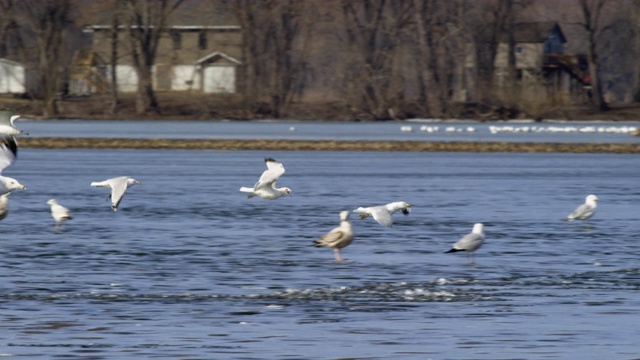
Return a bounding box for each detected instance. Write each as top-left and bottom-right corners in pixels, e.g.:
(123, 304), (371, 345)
(515, 46), (523, 55)
(171, 31), (181, 50)
(198, 31), (207, 50)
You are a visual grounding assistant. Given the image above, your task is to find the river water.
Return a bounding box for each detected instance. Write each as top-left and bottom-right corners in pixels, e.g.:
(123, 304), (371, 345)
(1, 145), (639, 358)
(19, 119), (640, 143)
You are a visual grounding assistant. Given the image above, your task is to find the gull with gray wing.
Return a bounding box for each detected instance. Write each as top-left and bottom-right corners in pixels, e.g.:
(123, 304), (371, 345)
(353, 201), (411, 227)
(91, 176), (141, 211)
(240, 157), (292, 200)
(564, 194), (598, 222)
(0, 109), (28, 136)
(47, 199), (73, 231)
(446, 223), (485, 263)
(0, 136), (26, 196)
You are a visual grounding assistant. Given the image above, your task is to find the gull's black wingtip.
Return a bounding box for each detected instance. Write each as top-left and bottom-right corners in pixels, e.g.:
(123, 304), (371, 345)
(1, 136), (18, 157)
(264, 157), (277, 163)
(445, 248), (462, 253)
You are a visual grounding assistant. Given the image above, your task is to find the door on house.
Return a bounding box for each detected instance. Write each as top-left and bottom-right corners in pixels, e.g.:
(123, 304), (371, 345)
(203, 65), (235, 93)
(155, 64), (172, 91)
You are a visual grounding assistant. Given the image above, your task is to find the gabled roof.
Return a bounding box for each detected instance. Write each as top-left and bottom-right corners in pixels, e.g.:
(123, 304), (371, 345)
(0, 58), (24, 67)
(196, 51), (241, 65)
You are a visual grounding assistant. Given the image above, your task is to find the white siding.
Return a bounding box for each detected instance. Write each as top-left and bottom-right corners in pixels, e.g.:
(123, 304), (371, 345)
(171, 65), (200, 91)
(203, 65), (236, 93)
(108, 65), (138, 93)
(0, 61), (25, 93)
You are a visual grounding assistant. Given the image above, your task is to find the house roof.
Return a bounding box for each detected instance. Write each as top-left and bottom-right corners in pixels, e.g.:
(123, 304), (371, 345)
(512, 22), (566, 43)
(196, 51), (241, 65)
(0, 58), (24, 68)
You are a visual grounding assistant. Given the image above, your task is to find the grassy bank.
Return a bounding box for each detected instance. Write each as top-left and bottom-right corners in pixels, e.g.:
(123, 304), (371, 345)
(19, 137), (640, 153)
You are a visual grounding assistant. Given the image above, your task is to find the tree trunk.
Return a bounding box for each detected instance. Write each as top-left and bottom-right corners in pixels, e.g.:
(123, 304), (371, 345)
(109, 13), (119, 115)
(580, 0), (609, 111)
(412, 0), (443, 117)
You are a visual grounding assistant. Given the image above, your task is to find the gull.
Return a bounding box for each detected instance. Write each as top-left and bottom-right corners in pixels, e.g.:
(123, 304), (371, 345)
(564, 194), (598, 221)
(445, 223), (485, 263)
(47, 199), (73, 231)
(352, 201), (411, 227)
(91, 176), (141, 211)
(0, 109), (28, 135)
(0, 194), (9, 221)
(0, 136), (26, 196)
(240, 157), (292, 200)
(313, 211), (354, 262)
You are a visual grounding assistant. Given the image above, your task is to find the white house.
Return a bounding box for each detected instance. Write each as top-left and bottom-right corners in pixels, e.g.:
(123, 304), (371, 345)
(0, 58), (25, 94)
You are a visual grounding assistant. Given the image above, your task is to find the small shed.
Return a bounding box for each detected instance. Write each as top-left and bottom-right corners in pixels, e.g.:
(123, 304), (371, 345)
(196, 51), (241, 93)
(0, 58), (25, 94)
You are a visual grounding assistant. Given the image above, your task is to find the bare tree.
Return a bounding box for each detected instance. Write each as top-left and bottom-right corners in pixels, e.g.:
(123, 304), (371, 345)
(265, 0), (311, 117)
(632, 0), (640, 102)
(120, 0), (185, 115)
(232, 0), (311, 118)
(578, 0), (609, 110)
(15, 0), (72, 117)
(341, 0), (412, 119)
(0, 0), (18, 58)
(109, 6), (121, 115)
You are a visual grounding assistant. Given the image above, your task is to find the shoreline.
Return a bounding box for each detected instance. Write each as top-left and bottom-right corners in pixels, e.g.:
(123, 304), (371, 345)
(19, 137), (640, 153)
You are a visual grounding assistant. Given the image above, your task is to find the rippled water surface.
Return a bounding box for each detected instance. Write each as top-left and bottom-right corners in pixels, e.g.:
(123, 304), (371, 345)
(2, 149), (639, 359)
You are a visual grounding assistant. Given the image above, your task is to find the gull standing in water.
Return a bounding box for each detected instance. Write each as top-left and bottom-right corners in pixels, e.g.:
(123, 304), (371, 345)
(0, 109), (28, 136)
(564, 194), (598, 222)
(47, 199), (73, 231)
(313, 211), (354, 262)
(91, 176), (141, 211)
(353, 201), (411, 227)
(240, 157), (292, 200)
(0, 136), (26, 196)
(445, 223), (485, 263)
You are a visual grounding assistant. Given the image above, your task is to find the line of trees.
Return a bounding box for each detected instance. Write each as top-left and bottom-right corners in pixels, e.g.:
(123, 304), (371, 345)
(0, 0), (638, 119)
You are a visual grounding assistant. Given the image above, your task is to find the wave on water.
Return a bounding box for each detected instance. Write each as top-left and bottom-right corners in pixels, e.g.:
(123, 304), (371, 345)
(4, 267), (638, 305)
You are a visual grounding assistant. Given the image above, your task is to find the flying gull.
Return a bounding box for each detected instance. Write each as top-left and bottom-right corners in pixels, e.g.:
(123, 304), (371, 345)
(353, 201), (411, 227)
(91, 176), (141, 211)
(313, 211), (355, 262)
(0, 109), (28, 136)
(0, 136), (26, 196)
(240, 157), (292, 200)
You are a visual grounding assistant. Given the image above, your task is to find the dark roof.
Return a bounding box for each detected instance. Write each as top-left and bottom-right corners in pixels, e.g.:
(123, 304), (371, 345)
(512, 22), (565, 43)
(84, 0), (239, 28)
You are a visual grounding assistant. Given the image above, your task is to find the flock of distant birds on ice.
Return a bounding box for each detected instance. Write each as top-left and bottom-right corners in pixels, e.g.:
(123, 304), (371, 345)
(399, 123), (640, 135)
(1, 110), (602, 262)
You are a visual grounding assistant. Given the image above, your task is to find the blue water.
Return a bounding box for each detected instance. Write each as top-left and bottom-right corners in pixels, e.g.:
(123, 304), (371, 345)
(1, 149), (639, 359)
(19, 119), (640, 143)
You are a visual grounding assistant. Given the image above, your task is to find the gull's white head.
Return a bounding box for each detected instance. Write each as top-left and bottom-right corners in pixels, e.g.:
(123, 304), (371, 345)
(280, 187), (292, 196)
(472, 223), (484, 234)
(128, 178), (142, 186)
(3, 177), (26, 192)
(586, 194), (598, 204)
(339, 211), (350, 222)
(47, 199), (58, 206)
